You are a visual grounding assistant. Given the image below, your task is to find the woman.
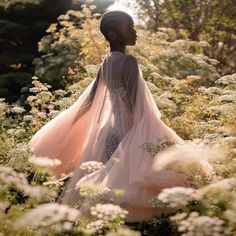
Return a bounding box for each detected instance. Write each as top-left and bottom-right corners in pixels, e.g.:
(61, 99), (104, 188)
(29, 10), (213, 222)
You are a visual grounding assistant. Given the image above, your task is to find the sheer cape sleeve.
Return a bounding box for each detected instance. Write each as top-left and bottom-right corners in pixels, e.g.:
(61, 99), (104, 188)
(121, 55), (139, 109)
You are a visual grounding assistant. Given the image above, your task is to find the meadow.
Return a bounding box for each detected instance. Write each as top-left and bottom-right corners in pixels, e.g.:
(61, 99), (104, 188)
(0, 5), (236, 236)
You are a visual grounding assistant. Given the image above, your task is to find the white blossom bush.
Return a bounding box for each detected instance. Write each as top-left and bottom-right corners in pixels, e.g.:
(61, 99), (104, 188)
(167, 178), (236, 235)
(0, 4), (235, 236)
(177, 212), (225, 236)
(14, 203), (81, 233)
(150, 187), (196, 208)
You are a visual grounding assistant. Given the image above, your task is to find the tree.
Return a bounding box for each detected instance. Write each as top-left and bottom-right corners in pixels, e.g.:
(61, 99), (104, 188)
(130, 0), (236, 74)
(0, 0), (113, 103)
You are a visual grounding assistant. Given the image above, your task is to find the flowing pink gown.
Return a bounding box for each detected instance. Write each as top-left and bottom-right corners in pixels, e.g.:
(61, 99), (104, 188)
(29, 51), (211, 222)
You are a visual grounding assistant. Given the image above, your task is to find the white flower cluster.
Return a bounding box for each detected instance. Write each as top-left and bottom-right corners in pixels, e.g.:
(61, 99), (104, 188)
(29, 156), (62, 168)
(23, 115), (33, 121)
(11, 106), (25, 114)
(54, 89), (66, 97)
(216, 74), (236, 86)
(0, 166), (56, 201)
(50, 110), (61, 118)
(178, 212), (224, 236)
(37, 111), (47, 119)
(140, 138), (175, 157)
(199, 40), (210, 48)
(150, 187), (196, 208)
(79, 161), (105, 174)
(29, 87), (42, 94)
(77, 182), (111, 198)
(0, 166), (28, 189)
(90, 203), (128, 222)
(106, 227), (141, 236)
(86, 219), (106, 231)
(14, 203), (81, 233)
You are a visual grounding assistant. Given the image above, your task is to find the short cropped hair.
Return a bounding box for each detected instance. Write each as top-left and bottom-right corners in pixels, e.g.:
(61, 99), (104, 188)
(100, 10), (132, 41)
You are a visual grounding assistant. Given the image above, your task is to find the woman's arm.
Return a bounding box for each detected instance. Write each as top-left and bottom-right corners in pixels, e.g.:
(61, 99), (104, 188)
(121, 55), (139, 109)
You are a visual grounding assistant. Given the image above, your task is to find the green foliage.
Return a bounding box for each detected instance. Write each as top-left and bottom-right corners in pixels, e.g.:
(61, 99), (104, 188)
(129, 0), (236, 74)
(0, 0), (113, 103)
(0, 4), (235, 236)
(33, 6), (107, 90)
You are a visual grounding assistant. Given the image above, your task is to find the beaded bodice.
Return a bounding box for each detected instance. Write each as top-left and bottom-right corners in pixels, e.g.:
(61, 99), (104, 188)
(98, 53), (133, 161)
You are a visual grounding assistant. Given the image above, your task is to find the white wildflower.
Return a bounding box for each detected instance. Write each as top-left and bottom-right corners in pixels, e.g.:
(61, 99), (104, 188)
(0, 166), (28, 188)
(6, 128), (16, 135)
(219, 93), (236, 103)
(0, 166), (55, 201)
(90, 203), (128, 221)
(208, 59), (219, 66)
(152, 140), (225, 177)
(29, 156), (62, 167)
(88, 5), (96, 11)
(224, 209), (236, 223)
(14, 203), (80, 232)
(150, 187), (196, 208)
(216, 74), (236, 86)
(79, 161), (105, 175)
(23, 115), (33, 121)
(178, 213), (224, 236)
(76, 182), (111, 198)
(205, 104), (235, 116)
(195, 178), (236, 201)
(50, 110), (61, 118)
(86, 219), (106, 231)
(202, 87), (222, 95)
(37, 112), (47, 119)
(54, 222), (74, 233)
(106, 227), (141, 236)
(40, 91), (53, 100)
(54, 89), (66, 97)
(29, 87), (41, 93)
(199, 40), (210, 47)
(11, 106), (25, 114)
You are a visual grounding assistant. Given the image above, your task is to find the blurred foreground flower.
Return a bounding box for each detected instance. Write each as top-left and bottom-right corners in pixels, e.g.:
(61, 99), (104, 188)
(150, 187), (196, 208)
(152, 140), (225, 186)
(177, 212), (224, 236)
(29, 156), (62, 168)
(0, 166), (56, 201)
(14, 203), (81, 233)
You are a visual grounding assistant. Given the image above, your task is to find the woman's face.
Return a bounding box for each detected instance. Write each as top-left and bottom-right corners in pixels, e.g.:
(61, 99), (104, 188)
(109, 16), (137, 46)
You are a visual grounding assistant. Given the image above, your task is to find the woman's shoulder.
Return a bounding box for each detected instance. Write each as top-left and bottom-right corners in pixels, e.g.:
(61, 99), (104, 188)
(123, 53), (137, 60)
(121, 53), (138, 68)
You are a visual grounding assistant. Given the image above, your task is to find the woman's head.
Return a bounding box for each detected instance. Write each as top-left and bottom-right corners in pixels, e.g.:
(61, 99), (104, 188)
(100, 11), (137, 46)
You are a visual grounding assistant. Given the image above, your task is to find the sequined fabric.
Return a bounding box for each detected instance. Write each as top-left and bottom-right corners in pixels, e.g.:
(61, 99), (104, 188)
(99, 55), (133, 160)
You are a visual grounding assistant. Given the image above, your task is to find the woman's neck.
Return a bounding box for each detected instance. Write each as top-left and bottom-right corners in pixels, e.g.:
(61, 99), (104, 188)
(109, 44), (126, 54)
